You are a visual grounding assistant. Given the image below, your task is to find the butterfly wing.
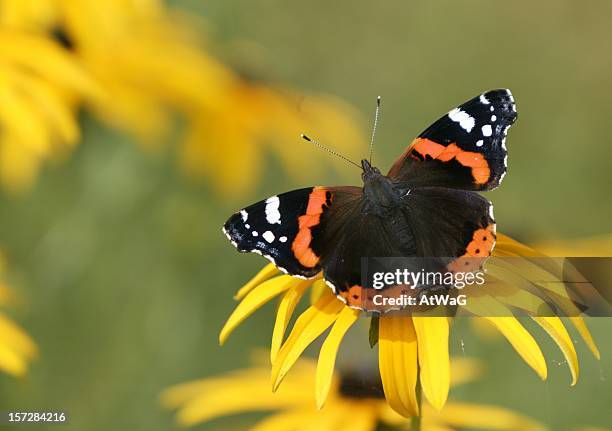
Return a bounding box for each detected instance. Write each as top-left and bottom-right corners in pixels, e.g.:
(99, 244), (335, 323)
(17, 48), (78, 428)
(316, 186), (495, 310)
(223, 186), (362, 278)
(387, 89), (517, 191)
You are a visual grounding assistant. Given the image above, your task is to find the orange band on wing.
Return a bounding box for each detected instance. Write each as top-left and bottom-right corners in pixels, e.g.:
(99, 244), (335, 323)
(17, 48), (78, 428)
(291, 187), (330, 268)
(413, 138), (491, 185)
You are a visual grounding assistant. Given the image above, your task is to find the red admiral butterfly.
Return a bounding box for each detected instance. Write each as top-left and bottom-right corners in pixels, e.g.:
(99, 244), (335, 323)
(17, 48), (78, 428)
(224, 89), (516, 312)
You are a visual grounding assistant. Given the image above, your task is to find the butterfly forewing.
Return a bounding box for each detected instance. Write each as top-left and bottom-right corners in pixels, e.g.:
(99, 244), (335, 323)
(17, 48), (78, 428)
(388, 89), (516, 191)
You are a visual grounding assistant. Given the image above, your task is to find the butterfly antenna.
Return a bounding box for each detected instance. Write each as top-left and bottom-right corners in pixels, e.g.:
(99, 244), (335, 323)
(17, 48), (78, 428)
(368, 96), (381, 164)
(301, 134), (362, 169)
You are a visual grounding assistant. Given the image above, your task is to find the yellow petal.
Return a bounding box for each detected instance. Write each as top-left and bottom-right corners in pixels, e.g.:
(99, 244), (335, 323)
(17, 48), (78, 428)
(0, 343), (27, 376)
(219, 276), (302, 345)
(494, 233), (542, 257)
(449, 357), (482, 387)
(271, 290), (344, 391)
(532, 316), (579, 385)
(434, 402), (548, 431)
(162, 366), (314, 426)
(271, 281), (309, 363)
(0, 79), (50, 156)
(315, 306), (360, 409)
(8, 70), (80, 146)
(378, 316), (419, 417)
(485, 317), (547, 380)
(336, 402), (378, 431)
(249, 409), (317, 431)
(569, 316), (600, 360)
(0, 30), (101, 99)
(310, 278), (329, 304)
(0, 313), (37, 360)
(234, 263), (280, 300)
(413, 316), (450, 411)
(172, 383), (303, 426)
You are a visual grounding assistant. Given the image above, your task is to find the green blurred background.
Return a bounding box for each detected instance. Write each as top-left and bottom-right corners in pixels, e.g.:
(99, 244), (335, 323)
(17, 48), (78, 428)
(0, 0), (611, 429)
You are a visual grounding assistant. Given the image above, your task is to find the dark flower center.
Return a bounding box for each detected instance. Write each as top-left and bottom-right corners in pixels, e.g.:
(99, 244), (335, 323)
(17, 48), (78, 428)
(338, 370), (385, 399)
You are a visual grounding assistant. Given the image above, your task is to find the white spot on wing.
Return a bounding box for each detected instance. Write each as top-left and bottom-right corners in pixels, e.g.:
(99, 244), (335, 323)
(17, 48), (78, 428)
(262, 231), (275, 243)
(480, 94), (490, 104)
(252, 231), (258, 237)
(245, 224), (250, 229)
(279, 236), (288, 243)
(490, 106), (494, 112)
(476, 140), (484, 147)
(482, 125), (492, 137)
(448, 108), (475, 132)
(491, 115), (497, 122)
(240, 210), (248, 222)
(265, 196), (281, 224)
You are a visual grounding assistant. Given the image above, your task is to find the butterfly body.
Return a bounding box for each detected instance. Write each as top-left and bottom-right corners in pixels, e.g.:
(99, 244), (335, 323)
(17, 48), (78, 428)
(361, 159), (407, 215)
(223, 89), (517, 312)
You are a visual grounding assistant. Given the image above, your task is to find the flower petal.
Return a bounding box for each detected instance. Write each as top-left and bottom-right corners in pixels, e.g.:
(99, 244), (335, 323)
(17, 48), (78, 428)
(219, 275), (303, 345)
(271, 282), (309, 363)
(494, 233), (542, 257)
(249, 409), (317, 431)
(433, 402), (548, 431)
(310, 278), (328, 304)
(315, 306), (360, 409)
(271, 290), (344, 391)
(234, 263), (280, 300)
(0, 313), (38, 360)
(413, 316), (450, 411)
(378, 316), (419, 417)
(449, 357), (482, 387)
(569, 316), (601, 360)
(162, 365), (315, 426)
(532, 316), (579, 385)
(336, 402), (378, 431)
(484, 317), (547, 380)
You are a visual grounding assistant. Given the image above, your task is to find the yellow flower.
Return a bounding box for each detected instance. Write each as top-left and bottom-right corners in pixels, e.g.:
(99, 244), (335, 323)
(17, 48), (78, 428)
(0, 252), (37, 376)
(162, 354), (548, 431)
(219, 233), (600, 417)
(1, 0), (365, 196)
(0, 26), (98, 192)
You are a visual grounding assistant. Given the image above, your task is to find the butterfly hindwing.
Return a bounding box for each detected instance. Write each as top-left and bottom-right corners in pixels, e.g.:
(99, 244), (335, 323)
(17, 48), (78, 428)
(316, 187), (495, 310)
(388, 89), (516, 191)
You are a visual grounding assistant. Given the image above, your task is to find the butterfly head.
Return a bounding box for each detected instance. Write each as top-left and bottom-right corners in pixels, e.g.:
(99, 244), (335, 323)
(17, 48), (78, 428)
(361, 159), (399, 211)
(360, 159), (381, 179)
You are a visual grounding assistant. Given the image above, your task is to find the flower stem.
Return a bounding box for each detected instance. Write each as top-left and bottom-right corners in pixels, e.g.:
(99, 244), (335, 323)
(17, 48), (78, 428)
(410, 378), (423, 431)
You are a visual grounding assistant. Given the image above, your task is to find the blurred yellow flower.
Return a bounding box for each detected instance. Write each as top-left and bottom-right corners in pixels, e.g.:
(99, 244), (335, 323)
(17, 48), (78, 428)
(0, 252), (37, 376)
(0, 0), (365, 196)
(219, 233), (600, 418)
(162, 355), (548, 431)
(0, 27), (98, 192)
